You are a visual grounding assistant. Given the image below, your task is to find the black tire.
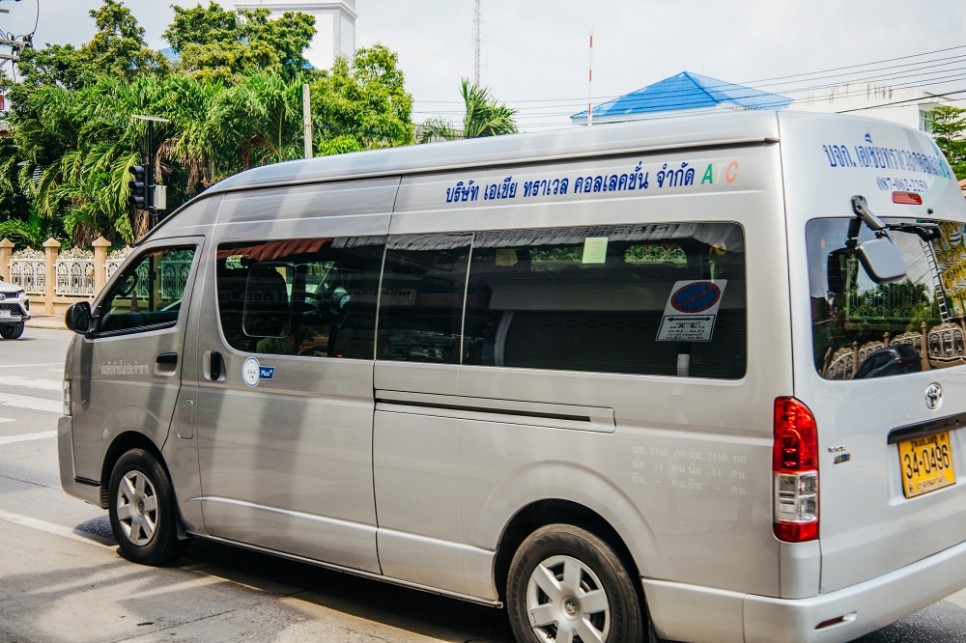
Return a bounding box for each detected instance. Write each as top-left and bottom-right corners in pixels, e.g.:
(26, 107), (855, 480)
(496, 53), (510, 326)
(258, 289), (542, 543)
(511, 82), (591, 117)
(0, 322), (24, 339)
(108, 449), (188, 565)
(507, 524), (646, 643)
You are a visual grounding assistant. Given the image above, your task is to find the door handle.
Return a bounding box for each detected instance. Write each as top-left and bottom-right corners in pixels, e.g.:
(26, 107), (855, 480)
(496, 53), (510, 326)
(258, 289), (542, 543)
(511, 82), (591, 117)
(208, 351), (224, 381)
(156, 352), (179, 366)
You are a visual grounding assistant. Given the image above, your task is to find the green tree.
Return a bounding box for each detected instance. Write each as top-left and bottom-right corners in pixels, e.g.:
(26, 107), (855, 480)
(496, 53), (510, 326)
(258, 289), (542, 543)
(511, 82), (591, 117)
(419, 78), (517, 143)
(84, 0), (169, 81)
(2, 2), (416, 245)
(312, 45), (415, 153)
(164, 2), (315, 83)
(930, 105), (966, 179)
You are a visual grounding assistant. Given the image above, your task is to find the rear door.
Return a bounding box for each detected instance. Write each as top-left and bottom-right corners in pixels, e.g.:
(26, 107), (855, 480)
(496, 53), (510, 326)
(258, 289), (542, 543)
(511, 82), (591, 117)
(781, 113), (966, 593)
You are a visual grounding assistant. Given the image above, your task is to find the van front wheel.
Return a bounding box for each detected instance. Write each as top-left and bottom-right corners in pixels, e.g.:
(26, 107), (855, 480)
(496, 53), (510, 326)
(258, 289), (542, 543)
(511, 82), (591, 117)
(507, 524), (645, 643)
(108, 449), (187, 565)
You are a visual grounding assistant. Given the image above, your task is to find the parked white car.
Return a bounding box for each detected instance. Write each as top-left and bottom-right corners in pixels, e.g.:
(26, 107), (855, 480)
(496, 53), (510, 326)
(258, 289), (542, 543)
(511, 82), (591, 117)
(0, 276), (29, 339)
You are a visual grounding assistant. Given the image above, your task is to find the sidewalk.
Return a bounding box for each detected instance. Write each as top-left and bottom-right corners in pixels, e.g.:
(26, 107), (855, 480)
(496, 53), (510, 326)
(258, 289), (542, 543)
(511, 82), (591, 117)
(27, 315), (67, 330)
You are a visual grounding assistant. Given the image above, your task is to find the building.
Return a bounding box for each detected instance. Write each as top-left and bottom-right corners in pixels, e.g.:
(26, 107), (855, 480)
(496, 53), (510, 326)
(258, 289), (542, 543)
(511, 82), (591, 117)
(233, 0), (357, 70)
(571, 71), (791, 125)
(792, 82), (948, 132)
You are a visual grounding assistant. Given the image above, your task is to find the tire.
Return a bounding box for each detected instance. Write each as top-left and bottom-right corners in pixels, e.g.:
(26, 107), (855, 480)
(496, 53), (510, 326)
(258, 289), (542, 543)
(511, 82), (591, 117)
(507, 524), (646, 643)
(0, 322), (24, 339)
(108, 449), (188, 565)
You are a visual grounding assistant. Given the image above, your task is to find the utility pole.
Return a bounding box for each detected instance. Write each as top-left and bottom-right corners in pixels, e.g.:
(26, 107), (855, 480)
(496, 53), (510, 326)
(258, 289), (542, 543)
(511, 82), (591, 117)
(473, 0), (481, 86)
(131, 115), (169, 230)
(0, 0), (29, 81)
(302, 84), (313, 159)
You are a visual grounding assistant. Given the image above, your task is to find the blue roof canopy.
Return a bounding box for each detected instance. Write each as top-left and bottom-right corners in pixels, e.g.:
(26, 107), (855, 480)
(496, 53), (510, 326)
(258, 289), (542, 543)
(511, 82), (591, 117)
(572, 71), (791, 123)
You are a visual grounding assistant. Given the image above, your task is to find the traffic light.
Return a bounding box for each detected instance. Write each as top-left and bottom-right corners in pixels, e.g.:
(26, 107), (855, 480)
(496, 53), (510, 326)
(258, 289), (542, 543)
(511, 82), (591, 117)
(128, 164), (148, 209)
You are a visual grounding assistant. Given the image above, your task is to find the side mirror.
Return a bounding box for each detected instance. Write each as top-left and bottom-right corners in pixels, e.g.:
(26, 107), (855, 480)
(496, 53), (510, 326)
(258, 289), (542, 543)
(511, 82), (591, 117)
(65, 301), (94, 335)
(856, 236), (906, 284)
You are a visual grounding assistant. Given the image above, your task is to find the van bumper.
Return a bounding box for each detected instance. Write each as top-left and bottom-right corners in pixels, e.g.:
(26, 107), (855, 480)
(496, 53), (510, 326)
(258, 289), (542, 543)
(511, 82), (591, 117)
(57, 415), (103, 507)
(644, 537), (966, 643)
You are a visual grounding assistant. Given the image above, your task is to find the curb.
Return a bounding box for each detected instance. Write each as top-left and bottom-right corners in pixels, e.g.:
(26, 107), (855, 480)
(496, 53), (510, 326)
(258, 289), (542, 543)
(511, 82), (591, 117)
(27, 316), (67, 330)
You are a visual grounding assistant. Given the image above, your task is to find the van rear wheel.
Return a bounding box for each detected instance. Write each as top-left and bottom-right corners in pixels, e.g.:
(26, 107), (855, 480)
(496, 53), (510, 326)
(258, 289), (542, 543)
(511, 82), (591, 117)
(108, 449), (187, 565)
(507, 524), (646, 643)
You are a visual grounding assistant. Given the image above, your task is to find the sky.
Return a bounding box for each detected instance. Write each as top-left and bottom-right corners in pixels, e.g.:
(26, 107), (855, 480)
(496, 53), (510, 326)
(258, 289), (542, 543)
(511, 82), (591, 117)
(1, 0), (965, 131)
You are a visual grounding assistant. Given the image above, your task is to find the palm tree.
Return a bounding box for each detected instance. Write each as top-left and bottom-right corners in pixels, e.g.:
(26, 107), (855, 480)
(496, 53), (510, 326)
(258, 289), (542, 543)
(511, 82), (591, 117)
(419, 78), (517, 143)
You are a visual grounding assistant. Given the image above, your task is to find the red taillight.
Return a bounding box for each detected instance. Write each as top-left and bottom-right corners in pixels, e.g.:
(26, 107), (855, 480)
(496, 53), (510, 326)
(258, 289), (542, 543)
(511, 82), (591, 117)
(773, 397), (819, 542)
(892, 191), (923, 205)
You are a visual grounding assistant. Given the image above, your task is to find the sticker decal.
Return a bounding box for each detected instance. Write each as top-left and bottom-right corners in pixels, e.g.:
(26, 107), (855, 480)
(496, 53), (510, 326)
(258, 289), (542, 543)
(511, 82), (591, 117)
(242, 356), (261, 387)
(657, 280), (728, 342)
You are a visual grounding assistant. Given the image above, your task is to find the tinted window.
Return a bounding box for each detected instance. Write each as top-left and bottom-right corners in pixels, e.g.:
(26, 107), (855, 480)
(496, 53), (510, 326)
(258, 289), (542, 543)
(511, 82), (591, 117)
(464, 224), (746, 378)
(99, 247), (195, 334)
(807, 218), (966, 379)
(217, 237), (384, 358)
(377, 234), (471, 364)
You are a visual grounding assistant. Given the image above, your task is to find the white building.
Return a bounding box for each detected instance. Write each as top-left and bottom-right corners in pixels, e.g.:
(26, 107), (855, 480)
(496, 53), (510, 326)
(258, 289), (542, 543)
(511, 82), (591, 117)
(233, 0), (357, 71)
(792, 82), (950, 132)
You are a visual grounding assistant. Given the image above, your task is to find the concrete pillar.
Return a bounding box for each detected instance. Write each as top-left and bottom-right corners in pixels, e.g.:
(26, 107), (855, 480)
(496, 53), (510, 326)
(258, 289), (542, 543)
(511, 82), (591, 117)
(0, 238), (13, 282)
(92, 236), (112, 297)
(42, 237), (61, 315)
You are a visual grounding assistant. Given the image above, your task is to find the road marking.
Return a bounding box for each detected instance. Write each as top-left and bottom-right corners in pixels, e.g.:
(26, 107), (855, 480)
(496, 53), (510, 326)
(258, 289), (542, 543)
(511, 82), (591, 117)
(0, 392), (61, 414)
(0, 362), (61, 369)
(1, 376), (62, 391)
(0, 418), (13, 424)
(0, 430), (57, 445)
(0, 508), (114, 547)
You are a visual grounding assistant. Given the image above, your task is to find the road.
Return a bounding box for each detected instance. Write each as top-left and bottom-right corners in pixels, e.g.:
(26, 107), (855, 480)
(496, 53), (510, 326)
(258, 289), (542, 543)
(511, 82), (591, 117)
(1, 325), (964, 643)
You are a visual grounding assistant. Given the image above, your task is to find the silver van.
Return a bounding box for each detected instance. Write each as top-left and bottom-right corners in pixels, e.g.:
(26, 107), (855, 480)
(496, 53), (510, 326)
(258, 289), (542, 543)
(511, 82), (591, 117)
(59, 111), (966, 643)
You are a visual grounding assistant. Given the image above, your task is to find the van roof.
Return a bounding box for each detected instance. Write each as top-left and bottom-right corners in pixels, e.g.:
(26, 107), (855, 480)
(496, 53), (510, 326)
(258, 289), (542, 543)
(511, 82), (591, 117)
(205, 110), (786, 196)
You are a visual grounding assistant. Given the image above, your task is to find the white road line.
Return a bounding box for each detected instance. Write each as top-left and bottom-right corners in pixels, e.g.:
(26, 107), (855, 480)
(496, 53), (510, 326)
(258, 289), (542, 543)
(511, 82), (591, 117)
(0, 508), (113, 547)
(0, 430), (57, 445)
(0, 392), (61, 414)
(0, 418), (13, 424)
(0, 376), (62, 391)
(0, 362), (61, 369)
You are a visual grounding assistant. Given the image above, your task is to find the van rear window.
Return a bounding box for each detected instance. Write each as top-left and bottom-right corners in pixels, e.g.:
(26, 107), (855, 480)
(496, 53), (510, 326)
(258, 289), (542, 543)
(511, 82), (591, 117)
(807, 218), (966, 379)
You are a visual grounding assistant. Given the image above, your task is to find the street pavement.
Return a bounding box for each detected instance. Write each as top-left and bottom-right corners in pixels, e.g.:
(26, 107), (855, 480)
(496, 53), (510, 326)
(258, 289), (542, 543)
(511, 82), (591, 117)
(2, 323), (965, 642)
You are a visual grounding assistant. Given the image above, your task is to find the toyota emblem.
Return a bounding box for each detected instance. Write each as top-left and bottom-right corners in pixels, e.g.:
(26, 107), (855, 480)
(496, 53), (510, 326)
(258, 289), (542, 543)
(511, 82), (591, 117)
(924, 383), (943, 411)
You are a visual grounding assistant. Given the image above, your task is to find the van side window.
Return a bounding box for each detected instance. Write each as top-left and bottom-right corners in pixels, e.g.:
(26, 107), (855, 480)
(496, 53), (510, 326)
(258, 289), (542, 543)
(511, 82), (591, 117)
(216, 237), (384, 358)
(98, 247), (195, 335)
(377, 234), (472, 363)
(463, 223), (746, 378)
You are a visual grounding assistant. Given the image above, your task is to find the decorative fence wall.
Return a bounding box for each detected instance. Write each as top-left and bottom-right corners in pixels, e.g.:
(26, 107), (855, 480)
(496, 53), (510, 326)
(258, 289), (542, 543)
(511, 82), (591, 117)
(0, 237), (132, 316)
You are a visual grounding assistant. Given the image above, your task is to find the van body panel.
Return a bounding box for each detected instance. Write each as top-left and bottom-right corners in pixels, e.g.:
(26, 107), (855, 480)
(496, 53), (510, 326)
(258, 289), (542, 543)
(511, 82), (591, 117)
(777, 112), (966, 594)
(59, 111), (966, 642)
(202, 113), (780, 199)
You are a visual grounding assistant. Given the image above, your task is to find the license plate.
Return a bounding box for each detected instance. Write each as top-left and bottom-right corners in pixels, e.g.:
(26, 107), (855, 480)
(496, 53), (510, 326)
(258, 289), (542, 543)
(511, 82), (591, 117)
(0, 309), (9, 317)
(898, 431), (956, 498)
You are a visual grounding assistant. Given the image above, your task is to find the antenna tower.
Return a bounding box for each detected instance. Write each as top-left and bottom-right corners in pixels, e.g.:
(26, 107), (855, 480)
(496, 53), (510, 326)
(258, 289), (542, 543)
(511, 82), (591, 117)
(473, 0), (480, 86)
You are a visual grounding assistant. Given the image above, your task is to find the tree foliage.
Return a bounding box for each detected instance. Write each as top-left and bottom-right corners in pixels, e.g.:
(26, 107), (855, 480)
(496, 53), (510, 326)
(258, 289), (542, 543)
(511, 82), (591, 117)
(164, 2), (315, 82)
(930, 105), (966, 179)
(419, 78), (517, 143)
(1, 0), (415, 246)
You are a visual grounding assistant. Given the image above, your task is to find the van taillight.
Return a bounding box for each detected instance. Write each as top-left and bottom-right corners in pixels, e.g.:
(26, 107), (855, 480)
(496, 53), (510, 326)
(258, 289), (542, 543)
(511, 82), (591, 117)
(773, 397), (819, 542)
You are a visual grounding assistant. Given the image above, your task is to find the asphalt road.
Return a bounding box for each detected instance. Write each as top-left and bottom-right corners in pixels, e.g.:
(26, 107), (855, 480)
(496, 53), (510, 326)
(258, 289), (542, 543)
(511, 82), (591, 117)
(1, 323), (964, 643)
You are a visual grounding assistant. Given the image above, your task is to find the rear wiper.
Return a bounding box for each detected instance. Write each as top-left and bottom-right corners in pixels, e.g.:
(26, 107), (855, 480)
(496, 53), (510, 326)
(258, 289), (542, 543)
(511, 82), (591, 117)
(884, 222), (942, 242)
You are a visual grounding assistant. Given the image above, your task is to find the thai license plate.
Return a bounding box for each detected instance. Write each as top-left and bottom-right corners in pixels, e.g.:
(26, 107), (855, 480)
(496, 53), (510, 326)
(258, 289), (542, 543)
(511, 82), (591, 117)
(0, 309), (9, 317)
(898, 432), (956, 499)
